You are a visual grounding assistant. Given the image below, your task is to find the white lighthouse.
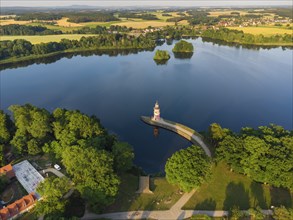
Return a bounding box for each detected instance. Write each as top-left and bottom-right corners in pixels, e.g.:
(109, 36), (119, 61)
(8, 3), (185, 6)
(153, 101), (161, 121)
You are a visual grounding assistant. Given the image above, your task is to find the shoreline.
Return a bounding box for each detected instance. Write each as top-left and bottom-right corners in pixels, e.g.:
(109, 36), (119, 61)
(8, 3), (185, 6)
(0, 46), (155, 65)
(1, 37), (292, 66)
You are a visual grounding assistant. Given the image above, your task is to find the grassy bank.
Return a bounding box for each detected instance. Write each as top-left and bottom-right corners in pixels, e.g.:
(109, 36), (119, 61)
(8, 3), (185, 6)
(0, 46), (154, 65)
(183, 162), (292, 210)
(105, 174), (182, 212)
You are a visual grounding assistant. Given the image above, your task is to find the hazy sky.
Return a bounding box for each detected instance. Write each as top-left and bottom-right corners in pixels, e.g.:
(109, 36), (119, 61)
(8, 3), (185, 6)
(1, 0), (292, 7)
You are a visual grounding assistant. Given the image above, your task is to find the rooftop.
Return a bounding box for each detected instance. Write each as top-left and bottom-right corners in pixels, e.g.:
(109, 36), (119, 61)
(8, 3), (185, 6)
(13, 160), (44, 199)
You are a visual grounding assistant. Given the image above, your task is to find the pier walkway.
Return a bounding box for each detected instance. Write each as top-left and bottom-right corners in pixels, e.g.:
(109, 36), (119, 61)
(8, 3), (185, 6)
(141, 116), (212, 157)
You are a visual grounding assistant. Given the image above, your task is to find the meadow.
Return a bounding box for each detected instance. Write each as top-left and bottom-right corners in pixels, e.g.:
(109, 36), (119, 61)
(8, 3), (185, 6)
(0, 34), (97, 44)
(228, 26), (292, 36)
(183, 162), (292, 210)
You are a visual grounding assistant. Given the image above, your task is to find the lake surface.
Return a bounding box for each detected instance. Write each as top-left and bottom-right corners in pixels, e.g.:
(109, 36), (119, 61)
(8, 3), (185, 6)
(1, 38), (292, 173)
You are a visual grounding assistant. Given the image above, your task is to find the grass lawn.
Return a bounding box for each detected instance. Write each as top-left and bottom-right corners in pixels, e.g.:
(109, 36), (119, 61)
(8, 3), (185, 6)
(105, 174), (182, 212)
(0, 34), (97, 44)
(183, 162), (292, 210)
(227, 26), (292, 36)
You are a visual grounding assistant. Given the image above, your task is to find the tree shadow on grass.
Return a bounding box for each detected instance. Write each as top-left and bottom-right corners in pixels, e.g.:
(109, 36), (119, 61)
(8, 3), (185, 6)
(223, 182), (249, 210)
(270, 187), (292, 208)
(250, 181), (268, 208)
(195, 198), (217, 210)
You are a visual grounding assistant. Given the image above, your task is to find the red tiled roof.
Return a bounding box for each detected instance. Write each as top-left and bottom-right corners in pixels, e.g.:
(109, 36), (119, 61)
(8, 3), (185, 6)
(0, 164), (15, 179)
(0, 193), (37, 220)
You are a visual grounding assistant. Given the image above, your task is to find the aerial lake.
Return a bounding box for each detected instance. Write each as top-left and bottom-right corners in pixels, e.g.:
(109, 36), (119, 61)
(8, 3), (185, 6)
(1, 38), (292, 173)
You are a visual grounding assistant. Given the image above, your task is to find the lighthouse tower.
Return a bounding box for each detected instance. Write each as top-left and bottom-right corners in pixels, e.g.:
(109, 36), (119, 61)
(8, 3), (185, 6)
(153, 101), (161, 121)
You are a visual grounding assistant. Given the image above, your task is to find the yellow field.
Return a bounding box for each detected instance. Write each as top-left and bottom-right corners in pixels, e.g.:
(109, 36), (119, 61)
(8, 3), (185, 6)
(0, 19), (31, 25)
(228, 26), (293, 36)
(56, 17), (83, 27)
(0, 34), (97, 44)
(208, 10), (248, 17)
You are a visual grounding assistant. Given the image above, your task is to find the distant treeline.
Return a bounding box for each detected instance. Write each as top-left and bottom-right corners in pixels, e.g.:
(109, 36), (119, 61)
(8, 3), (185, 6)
(72, 25), (132, 34)
(202, 28), (293, 45)
(118, 12), (159, 20)
(0, 24), (132, 36)
(0, 24), (62, 35)
(0, 34), (156, 61)
(13, 12), (119, 23)
(187, 11), (220, 25)
(255, 8), (293, 19)
(15, 13), (62, 21)
(66, 12), (119, 23)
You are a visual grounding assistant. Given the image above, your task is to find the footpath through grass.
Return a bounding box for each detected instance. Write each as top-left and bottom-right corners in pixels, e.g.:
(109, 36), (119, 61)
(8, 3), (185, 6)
(105, 174), (182, 212)
(183, 162), (292, 210)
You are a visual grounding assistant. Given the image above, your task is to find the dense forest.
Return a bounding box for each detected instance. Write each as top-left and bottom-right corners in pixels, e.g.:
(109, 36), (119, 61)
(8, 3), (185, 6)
(13, 11), (119, 23)
(172, 40), (194, 52)
(0, 105), (134, 217)
(0, 24), (62, 35)
(118, 12), (158, 20)
(201, 28), (293, 45)
(209, 123), (293, 190)
(15, 13), (62, 21)
(153, 50), (170, 60)
(71, 25), (132, 34)
(65, 12), (119, 23)
(0, 34), (156, 61)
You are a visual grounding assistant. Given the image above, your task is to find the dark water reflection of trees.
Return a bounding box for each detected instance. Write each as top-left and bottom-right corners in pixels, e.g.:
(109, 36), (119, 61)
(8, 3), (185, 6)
(0, 48), (154, 71)
(201, 38), (293, 51)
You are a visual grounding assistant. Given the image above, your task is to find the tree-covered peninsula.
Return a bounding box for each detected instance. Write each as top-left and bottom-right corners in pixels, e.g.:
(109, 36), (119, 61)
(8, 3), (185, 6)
(172, 40), (194, 53)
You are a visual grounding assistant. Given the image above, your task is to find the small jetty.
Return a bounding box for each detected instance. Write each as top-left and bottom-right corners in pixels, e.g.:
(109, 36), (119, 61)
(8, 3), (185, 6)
(136, 175), (153, 194)
(141, 101), (212, 157)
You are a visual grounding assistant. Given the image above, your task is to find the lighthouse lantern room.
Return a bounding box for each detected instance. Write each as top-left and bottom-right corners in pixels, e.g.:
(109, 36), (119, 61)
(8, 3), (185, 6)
(153, 101), (161, 121)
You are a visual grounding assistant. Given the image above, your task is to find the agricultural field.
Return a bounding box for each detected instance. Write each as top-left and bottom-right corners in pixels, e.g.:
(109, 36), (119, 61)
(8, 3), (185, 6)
(0, 19), (31, 25)
(0, 34), (97, 44)
(56, 17), (83, 27)
(208, 10), (249, 17)
(183, 162), (292, 210)
(0, 11), (189, 32)
(228, 26), (293, 36)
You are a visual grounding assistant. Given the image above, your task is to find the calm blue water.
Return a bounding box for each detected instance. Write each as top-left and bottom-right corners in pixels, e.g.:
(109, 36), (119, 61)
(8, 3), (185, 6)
(1, 38), (292, 173)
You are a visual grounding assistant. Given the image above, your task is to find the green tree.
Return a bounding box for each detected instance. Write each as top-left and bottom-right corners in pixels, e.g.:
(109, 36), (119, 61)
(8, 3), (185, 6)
(112, 142), (134, 172)
(9, 104), (52, 155)
(0, 110), (13, 144)
(35, 176), (71, 217)
(216, 135), (245, 173)
(273, 206), (293, 220)
(61, 146), (120, 209)
(153, 50), (170, 60)
(230, 206), (243, 220)
(0, 174), (9, 192)
(172, 40), (194, 52)
(165, 145), (211, 192)
(209, 123), (230, 143)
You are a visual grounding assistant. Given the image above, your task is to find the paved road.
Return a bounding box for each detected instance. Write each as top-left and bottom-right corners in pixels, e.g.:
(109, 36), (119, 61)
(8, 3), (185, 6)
(82, 209), (229, 220)
(43, 168), (65, 177)
(159, 119), (212, 157)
